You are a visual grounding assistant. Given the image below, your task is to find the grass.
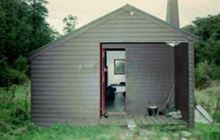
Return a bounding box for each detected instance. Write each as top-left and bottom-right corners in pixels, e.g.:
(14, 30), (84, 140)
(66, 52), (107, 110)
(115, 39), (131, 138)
(18, 125), (122, 140)
(192, 123), (220, 140)
(0, 83), (220, 140)
(195, 80), (220, 122)
(151, 123), (220, 140)
(0, 83), (30, 125)
(0, 124), (123, 140)
(0, 83), (31, 139)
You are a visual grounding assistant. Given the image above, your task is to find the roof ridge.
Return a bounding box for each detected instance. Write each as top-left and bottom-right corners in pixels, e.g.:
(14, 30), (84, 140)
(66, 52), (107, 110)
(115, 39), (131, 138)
(127, 4), (197, 40)
(30, 4), (197, 59)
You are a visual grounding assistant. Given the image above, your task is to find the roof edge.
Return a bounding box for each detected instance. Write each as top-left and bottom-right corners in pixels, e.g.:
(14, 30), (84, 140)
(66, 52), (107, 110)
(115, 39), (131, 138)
(128, 5), (198, 42)
(29, 5), (127, 59)
(30, 4), (198, 60)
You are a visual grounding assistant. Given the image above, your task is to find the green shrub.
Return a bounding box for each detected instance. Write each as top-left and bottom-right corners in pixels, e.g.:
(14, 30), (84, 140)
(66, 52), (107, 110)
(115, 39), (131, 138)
(14, 56), (28, 73)
(0, 84), (30, 128)
(210, 65), (220, 80)
(5, 68), (28, 85)
(195, 61), (220, 89)
(0, 68), (28, 87)
(195, 81), (220, 122)
(213, 112), (220, 122)
(195, 61), (212, 89)
(194, 124), (220, 140)
(0, 56), (28, 87)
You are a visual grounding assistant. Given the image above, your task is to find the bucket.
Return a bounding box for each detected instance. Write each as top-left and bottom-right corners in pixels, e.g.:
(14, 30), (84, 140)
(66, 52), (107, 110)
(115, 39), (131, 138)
(148, 106), (158, 116)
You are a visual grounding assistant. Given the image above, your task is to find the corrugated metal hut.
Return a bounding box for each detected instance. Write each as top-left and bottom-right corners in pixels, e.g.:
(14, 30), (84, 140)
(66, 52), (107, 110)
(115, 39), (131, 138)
(30, 0), (196, 127)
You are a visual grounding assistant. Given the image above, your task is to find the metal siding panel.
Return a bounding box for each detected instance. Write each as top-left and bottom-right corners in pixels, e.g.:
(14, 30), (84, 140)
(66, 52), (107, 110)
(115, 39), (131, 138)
(126, 44), (174, 115)
(174, 43), (190, 124)
(31, 46), (100, 126)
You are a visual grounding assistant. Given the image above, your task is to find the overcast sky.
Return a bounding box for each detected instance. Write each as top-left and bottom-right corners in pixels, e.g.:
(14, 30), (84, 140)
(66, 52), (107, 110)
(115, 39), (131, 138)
(47, 0), (220, 34)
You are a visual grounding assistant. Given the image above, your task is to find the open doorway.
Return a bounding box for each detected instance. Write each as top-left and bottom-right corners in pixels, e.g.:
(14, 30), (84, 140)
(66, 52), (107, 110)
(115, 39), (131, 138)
(101, 47), (126, 116)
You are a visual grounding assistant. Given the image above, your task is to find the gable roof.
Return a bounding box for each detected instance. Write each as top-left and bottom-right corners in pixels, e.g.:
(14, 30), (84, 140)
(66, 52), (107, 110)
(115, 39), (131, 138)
(30, 4), (197, 59)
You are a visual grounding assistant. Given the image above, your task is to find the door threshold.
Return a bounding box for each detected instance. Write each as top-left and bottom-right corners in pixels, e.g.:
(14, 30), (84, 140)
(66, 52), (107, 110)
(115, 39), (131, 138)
(106, 112), (127, 115)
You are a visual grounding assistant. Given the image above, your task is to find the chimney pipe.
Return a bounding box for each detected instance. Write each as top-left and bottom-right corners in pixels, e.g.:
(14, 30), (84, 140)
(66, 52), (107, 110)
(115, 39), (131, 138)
(166, 0), (180, 28)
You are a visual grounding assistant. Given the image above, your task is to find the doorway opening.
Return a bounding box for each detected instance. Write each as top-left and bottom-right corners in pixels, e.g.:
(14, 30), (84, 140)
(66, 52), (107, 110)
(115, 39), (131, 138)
(101, 47), (126, 117)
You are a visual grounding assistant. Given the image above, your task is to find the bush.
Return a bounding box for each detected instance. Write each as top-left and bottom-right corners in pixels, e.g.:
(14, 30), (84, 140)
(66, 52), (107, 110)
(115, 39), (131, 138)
(213, 112), (220, 122)
(0, 84), (30, 135)
(194, 124), (220, 140)
(210, 65), (220, 80)
(195, 81), (220, 122)
(213, 97), (220, 122)
(14, 56), (28, 73)
(0, 56), (29, 87)
(4, 68), (28, 86)
(195, 61), (220, 89)
(195, 61), (212, 89)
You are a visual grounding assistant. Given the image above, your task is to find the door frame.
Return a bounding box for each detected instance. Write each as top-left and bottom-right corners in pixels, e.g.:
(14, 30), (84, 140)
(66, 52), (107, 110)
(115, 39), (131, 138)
(100, 43), (126, 117)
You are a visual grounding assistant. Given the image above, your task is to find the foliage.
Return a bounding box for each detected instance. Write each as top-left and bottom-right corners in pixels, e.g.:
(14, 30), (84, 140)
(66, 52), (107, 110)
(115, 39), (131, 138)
(0, 0), (57, 87)
(0, 83), (31, 139)
(213, 112), (220, 123)
(4, 67), (28, 85)
(14, 56), (28, 73)
(195, 61), (220, 89)
(63, 14), (77, 35)
(192, 123), (220, 140)
(195, 61), (212, 88)
(183, 14), (220, 88)
(183, 14), (220, 66)
(195, 81), (220, 122)
(153, 124), (220, 140)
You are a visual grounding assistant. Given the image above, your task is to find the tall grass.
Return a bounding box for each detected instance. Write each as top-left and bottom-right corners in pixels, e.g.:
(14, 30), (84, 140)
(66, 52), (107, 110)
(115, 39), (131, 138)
(195, 80), (220, 122)
(0, 83), (31, 139)
(18, 125), (121, 140)
(193, 123), (220, 140)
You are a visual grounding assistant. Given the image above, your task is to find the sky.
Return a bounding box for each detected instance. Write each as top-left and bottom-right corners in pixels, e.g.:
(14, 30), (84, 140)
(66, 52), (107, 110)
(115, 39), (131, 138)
(46, 0), (220, 34)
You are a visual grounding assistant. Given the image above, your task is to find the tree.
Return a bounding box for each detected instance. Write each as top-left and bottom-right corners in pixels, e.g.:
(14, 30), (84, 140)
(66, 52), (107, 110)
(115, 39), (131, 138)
(63, 14), (77, 35)
(28, 0), (56, 51)
(0, 0), (57, 87)
(183, 14), (220, 88)
(182, 14), (220, 66)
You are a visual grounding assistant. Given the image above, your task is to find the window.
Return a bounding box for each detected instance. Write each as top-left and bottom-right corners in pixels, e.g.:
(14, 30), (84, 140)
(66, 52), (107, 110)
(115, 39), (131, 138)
(114, 59), (125, 75)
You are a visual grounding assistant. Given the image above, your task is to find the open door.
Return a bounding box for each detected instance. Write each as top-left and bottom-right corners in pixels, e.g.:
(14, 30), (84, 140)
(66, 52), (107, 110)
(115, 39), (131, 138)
(100, 45), (126, 117)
